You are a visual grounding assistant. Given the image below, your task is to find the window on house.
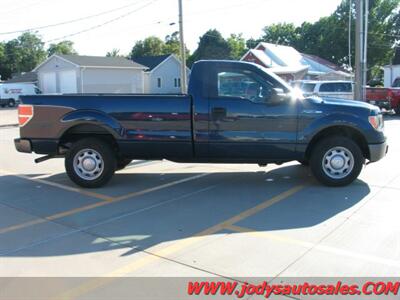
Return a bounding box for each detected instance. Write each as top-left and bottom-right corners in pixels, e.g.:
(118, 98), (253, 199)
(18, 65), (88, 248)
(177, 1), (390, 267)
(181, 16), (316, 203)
(174, 78), (181, 88)
(157, 78), (162, 88)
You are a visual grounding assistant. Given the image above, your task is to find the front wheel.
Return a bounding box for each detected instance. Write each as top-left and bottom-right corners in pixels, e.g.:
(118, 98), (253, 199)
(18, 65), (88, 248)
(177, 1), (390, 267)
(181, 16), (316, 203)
(65, 138), (116, 188)
(310, 137), (364, 187)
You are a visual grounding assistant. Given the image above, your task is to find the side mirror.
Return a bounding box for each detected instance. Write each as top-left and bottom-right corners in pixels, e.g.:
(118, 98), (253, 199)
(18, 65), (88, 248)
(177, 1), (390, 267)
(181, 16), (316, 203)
(269, 88), (290, 104)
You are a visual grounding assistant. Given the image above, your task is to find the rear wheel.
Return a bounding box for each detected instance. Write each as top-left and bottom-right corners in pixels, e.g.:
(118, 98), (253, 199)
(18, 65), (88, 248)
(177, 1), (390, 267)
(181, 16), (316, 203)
(8, 99), (15, 107)
(310, 136), (364, 186)
(65, 138), (116, 188)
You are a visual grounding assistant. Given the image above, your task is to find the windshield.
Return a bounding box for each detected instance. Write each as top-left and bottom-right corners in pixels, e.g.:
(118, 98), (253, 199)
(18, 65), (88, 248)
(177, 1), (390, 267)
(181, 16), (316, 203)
(255, 65), (293, 93)
(301, 83), (316, 93)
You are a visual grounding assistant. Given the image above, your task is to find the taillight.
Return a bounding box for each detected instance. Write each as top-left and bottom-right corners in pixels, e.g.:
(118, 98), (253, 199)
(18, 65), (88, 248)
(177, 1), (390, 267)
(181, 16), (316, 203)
(18, 105), (34, 127)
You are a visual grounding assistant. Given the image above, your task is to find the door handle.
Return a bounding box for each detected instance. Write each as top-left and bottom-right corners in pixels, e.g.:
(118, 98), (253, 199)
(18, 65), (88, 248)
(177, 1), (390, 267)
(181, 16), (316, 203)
(212, 107), (226, 119)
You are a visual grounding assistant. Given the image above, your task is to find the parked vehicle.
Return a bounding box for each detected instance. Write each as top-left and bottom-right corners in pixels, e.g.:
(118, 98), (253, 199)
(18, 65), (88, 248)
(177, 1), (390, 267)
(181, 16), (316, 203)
(0, 83), (41, 108)
(365, 78), (400, 114)
(15, 60), (387, 188)
(294, 79), (400, 114)
(293, 80), (354, 100)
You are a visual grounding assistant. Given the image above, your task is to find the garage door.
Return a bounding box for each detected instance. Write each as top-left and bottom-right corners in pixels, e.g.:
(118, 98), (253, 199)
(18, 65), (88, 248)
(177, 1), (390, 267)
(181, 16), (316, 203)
(59, 70), (77, 93)
(42, 72), (57, 94)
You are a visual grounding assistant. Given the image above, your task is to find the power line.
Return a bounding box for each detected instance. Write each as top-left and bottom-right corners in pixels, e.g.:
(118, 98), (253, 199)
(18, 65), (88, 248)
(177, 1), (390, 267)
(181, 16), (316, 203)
(0, 0), (149, 35)
(44, 0), (158, 43)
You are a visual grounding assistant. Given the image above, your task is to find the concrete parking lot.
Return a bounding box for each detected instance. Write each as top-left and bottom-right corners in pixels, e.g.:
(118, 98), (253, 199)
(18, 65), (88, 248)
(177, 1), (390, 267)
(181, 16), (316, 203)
(1, 108), (400, 296)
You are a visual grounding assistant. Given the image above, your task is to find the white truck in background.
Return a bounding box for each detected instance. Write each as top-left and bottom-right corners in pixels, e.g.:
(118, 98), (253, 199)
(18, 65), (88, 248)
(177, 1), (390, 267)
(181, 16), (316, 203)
(0, 83), (41, 107)
(384, 65), (400, 88)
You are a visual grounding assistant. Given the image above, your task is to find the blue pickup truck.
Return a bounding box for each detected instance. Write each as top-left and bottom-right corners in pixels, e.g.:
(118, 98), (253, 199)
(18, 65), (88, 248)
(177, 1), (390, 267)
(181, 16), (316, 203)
(15, 60), (388, 188)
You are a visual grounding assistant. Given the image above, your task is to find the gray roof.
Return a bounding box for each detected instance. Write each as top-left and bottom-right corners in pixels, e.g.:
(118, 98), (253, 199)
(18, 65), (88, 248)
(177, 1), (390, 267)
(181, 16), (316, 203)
(5, 72), (37, 83)
(58, 54), (146, 68)
(131, 54), (172, 71)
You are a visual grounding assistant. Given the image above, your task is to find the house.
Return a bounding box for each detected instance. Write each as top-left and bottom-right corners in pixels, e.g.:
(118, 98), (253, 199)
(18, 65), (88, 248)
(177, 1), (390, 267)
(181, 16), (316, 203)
(4, 72), (38, 84)
(241, 42), (352, 82)
(132, 54), (190, 93)
(34, 54), (146, 94)
(301, 54), (353, 81)
(241, 42), (309, 81)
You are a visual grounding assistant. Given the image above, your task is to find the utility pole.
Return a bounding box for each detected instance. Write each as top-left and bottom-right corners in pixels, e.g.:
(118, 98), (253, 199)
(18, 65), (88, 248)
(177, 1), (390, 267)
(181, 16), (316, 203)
(178, 0), (187, 94)
(354, 0), (364, 100)
(348, 0), (352, 70)
(354, 0), (368, 100)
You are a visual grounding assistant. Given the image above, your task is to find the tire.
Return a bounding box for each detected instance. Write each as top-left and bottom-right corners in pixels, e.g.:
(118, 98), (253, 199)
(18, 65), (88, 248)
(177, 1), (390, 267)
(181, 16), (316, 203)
(395, 106), (400, 115)
(116, 158), (133, 171)
(8, 99), (15, 107)
(65, 138), (116, 188)
(310, 136), (364, 187)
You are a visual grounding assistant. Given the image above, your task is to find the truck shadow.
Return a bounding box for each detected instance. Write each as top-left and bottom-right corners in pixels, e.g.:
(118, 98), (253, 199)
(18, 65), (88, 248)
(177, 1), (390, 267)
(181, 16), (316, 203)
(0, 164), (371, 258)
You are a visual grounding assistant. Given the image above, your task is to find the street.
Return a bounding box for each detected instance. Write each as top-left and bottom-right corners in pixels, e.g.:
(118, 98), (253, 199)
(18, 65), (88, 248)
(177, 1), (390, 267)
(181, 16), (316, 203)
(0, 108), (400, 297)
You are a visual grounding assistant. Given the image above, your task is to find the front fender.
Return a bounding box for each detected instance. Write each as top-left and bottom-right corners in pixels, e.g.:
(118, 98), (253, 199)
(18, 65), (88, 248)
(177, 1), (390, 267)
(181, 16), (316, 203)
(299, 112), (373, 144)
(60, 110), (124, 138)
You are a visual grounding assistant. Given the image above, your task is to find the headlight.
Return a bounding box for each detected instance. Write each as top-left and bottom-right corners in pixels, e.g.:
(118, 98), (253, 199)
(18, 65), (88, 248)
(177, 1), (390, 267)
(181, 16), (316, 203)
(368, 114), (384, 131)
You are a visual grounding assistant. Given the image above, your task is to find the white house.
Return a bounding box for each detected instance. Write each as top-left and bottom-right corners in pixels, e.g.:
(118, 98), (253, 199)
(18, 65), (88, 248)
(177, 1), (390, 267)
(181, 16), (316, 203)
(241, 42), (352, 82)
(34, 54), (146, 94)
(132, 54), (190, 93)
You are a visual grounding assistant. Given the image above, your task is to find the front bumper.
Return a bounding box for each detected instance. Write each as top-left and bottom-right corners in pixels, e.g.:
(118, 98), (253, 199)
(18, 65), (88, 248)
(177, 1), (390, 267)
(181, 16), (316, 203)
(368, 141), (388, 162)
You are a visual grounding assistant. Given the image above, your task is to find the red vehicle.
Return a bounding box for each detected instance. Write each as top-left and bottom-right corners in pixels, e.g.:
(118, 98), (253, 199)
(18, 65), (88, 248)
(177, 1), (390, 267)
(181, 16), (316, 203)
(366, 77), (400, 114)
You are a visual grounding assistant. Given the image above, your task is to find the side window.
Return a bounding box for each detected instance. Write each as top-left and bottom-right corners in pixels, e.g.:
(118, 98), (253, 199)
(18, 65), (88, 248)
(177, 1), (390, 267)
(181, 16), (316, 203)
(157, 78), (162, 88)
(217, 71), (274, 103)
(319, 83), (334, 92)
(392, 78), (400, 88)
(342, 83), (352, 92)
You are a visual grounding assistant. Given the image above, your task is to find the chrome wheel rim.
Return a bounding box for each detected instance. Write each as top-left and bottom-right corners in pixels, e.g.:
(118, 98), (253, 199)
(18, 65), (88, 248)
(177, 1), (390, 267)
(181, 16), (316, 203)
(322, 146), (354, 179)
(73, 149), (104, 180)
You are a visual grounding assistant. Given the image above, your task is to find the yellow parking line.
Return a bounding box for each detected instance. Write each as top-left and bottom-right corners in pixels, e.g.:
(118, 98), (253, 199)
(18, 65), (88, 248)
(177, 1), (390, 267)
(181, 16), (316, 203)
(0, 173), (209, 235)
(225, 224), (400, 269)
(55, 185), (304, 300)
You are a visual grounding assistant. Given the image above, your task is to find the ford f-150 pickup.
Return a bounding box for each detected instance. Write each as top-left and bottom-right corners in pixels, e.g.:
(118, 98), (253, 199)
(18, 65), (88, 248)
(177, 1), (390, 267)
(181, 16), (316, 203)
(15, 60), (388, 188)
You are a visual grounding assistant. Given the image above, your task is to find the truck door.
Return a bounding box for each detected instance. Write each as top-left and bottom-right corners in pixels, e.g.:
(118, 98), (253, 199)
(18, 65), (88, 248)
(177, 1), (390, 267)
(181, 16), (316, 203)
(207, 64), (298, 161)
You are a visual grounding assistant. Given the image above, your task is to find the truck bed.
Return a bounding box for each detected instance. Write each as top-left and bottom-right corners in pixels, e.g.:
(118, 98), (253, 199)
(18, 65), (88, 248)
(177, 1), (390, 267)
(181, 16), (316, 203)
(20, 94), (194, 159)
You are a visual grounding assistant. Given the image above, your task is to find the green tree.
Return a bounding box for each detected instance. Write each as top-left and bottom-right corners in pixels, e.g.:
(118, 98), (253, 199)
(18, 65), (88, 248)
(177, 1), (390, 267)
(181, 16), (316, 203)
(188, 29), (231, 66)
(262, 23), (299, 46)
(227, 34), (247, 59)
(0, 42), (6, 81)
(47, 40), (77, 56)
(256, 0), (400, 77)
(0, 32), (46, 80)
(163, 31), (181, 56)
(106, 48), (122, 57)
(129, 36), (165, 58)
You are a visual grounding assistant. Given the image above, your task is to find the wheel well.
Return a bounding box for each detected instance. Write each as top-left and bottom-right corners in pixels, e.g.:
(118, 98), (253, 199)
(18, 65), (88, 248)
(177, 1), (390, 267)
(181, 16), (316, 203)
(59, 124), (119, 153)
(305, 126), (369, 160)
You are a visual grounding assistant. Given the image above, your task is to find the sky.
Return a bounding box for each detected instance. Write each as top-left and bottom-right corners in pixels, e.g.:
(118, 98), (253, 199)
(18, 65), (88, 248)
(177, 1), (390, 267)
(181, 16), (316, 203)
(0, 0), (343, 56)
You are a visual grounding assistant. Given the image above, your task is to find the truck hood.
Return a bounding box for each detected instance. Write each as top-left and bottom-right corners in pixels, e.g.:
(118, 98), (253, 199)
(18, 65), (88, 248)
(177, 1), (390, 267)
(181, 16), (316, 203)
(305, 96), (380, 114)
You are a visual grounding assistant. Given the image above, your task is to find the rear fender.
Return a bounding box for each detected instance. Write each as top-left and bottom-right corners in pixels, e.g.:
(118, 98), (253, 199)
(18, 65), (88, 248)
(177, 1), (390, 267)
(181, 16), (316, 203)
(61, 110), (124, 138)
